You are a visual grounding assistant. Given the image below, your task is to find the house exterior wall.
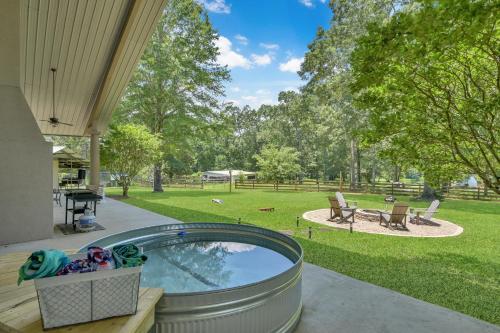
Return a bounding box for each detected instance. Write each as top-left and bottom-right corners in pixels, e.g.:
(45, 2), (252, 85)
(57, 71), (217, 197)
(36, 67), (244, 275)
(0, 1), (53, 245)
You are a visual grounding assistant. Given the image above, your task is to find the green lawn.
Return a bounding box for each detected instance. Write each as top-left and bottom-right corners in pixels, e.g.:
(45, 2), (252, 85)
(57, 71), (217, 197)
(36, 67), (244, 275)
(107, 185), (500, 324)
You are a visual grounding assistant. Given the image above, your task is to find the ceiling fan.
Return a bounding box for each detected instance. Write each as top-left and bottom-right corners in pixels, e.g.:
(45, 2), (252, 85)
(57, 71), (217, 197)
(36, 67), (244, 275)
(40, 68), (73, 127)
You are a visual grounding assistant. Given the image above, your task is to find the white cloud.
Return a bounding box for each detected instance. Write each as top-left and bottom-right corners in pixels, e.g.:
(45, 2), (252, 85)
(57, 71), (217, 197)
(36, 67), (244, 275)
(230, 86), (241, 92)
(279, 57), (304, 73)
(319, 0), (327, 3)
(260, 43), (280, 50)
(204, 242), (256, 253)
(215, 36), (252, 69)
(256, 89), (270, 95)
(234, 34), (248, 45)
(237, 96), (277, 108)
(198, 0), (231, 14)
(226, 99), (241, 106)
(251, 53), (272, 66)
(241, 95), (258, 102)
(299, 0), (313, 7)
(227, 90), (279, 109)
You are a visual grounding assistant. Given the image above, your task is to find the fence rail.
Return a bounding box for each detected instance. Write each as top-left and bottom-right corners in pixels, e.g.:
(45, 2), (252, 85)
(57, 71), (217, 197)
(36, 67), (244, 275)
(165, 179), (204, 189)
(234, 180), (499, 201)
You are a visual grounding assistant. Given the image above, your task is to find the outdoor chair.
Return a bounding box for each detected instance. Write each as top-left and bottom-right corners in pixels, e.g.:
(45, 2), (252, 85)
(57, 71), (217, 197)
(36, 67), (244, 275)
(328, 196), (356, 224)
(379, 203), (409, 229)
(328, 197), (341, 220)
(53, 188), (62, 207)
(410, 200), (439, 224)
(335, 192), (349, 208)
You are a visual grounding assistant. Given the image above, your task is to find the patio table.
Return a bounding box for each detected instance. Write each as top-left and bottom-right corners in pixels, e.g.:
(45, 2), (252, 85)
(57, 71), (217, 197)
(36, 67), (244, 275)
(63, 189), (93, 214)
(64, 191), (102, 230)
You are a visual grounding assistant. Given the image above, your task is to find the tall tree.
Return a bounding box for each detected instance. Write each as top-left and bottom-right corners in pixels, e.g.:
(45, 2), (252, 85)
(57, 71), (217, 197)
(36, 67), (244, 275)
(117, 0), (230, 191)
(300, 0), (403, 186)
(351, 0), (499, 193)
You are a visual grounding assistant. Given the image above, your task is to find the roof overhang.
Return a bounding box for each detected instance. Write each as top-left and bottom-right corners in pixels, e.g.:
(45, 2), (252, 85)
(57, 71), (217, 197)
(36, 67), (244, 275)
(19, 0), (167, 137)
(52, 146), (89, 168)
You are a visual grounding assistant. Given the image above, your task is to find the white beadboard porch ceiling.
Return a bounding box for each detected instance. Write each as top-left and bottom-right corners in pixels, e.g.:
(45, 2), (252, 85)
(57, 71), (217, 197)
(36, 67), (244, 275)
(19, 0), (167, 136)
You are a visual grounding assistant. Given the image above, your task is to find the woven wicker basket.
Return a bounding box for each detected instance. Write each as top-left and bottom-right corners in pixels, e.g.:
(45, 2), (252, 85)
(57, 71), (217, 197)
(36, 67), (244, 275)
(34, 253), (141, 329)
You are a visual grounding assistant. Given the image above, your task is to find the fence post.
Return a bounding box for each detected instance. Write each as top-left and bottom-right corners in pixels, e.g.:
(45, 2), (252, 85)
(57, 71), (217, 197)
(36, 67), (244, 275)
(317, 179), (320, 192)
(201, 179), (204, 189)
(252, 179), (255, 189)
(477, 187), (480, 200)
(391, 182), (394, 195)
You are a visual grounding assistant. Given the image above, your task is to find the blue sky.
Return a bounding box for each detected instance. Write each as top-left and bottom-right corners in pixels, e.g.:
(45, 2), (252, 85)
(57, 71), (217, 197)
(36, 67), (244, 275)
(199, 0), (332, 108)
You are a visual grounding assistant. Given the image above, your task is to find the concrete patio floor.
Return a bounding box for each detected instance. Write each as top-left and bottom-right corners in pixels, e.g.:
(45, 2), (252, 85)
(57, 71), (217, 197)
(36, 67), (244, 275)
(1, 199), (498, 333)
(0, 198), (181, 254)
(297, 263), (499, 333)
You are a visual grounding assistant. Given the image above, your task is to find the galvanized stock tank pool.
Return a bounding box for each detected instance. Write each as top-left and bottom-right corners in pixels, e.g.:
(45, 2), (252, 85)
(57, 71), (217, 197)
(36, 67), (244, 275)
(81, 223), (303, 333)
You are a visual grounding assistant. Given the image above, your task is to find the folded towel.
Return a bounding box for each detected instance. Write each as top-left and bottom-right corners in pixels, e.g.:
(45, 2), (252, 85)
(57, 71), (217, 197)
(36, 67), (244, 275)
(57, 259), (96, 275)
(57, 246), (115, 275)
(112, 244), (147, 268)
(18, 250), (69, 285)
(88, 246), (115, 270)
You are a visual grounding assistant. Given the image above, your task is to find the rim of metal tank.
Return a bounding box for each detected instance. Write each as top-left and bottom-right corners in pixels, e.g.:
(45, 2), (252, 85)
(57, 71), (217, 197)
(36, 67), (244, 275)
(80, 222), (304, 296)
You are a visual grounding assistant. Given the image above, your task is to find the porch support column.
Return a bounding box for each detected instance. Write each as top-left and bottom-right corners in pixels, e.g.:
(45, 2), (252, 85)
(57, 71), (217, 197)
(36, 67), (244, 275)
(90, 130), (100, 187)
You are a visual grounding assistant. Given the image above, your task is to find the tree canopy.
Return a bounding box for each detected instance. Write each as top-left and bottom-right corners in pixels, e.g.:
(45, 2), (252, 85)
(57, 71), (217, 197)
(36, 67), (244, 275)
(351, 0), (499, 192)
(101, 124), (160, 197)
(254, 146), (301, 186)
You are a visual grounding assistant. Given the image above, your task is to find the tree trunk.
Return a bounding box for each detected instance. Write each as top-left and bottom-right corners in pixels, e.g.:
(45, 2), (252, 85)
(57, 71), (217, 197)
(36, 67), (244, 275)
(153, 163), (163, 192)
(393, 165), (400, 182)
(122, 185), (129, 198)
(356, 145), (361, 186)
(419, 182), (439, 200)
(350, 138), (357, 190)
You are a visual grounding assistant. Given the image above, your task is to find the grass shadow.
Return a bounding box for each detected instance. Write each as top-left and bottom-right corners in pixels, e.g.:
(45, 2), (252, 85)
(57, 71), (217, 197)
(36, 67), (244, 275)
(123, 197), (240, 223)
(128, 189), (243, 199)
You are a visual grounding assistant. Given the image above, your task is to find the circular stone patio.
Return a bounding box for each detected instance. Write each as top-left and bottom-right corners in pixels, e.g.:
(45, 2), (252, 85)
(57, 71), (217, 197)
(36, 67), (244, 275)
(302, 209), (463, 237)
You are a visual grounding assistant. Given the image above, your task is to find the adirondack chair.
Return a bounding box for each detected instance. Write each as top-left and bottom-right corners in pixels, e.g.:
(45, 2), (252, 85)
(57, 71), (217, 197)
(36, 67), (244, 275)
(379, 203), (409, 229)
(328, 196), (341, 220)
(328, 196), (356, 224)
(335, 192), (349, 208)
(410, 200), (440, 224)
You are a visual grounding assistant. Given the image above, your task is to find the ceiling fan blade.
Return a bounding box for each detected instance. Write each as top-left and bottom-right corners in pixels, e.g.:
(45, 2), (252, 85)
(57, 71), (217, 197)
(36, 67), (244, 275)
(57, 122), (74, 126)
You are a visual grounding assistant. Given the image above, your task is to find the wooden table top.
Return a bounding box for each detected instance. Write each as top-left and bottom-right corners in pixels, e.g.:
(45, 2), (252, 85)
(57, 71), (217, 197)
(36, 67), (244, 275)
(0, 251), (163, 333)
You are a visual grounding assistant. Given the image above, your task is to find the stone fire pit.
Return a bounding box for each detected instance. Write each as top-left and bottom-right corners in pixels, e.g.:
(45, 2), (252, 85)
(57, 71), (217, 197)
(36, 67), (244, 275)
(302, 208), (463, 238)
(355, 209), (382, 223)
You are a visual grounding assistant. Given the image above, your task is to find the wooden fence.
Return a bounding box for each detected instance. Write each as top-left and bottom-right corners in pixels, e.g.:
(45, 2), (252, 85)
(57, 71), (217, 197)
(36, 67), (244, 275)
(165, 179), (204, 189)
(234, 180), (499, 201)
(136, 178), (238, 189)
